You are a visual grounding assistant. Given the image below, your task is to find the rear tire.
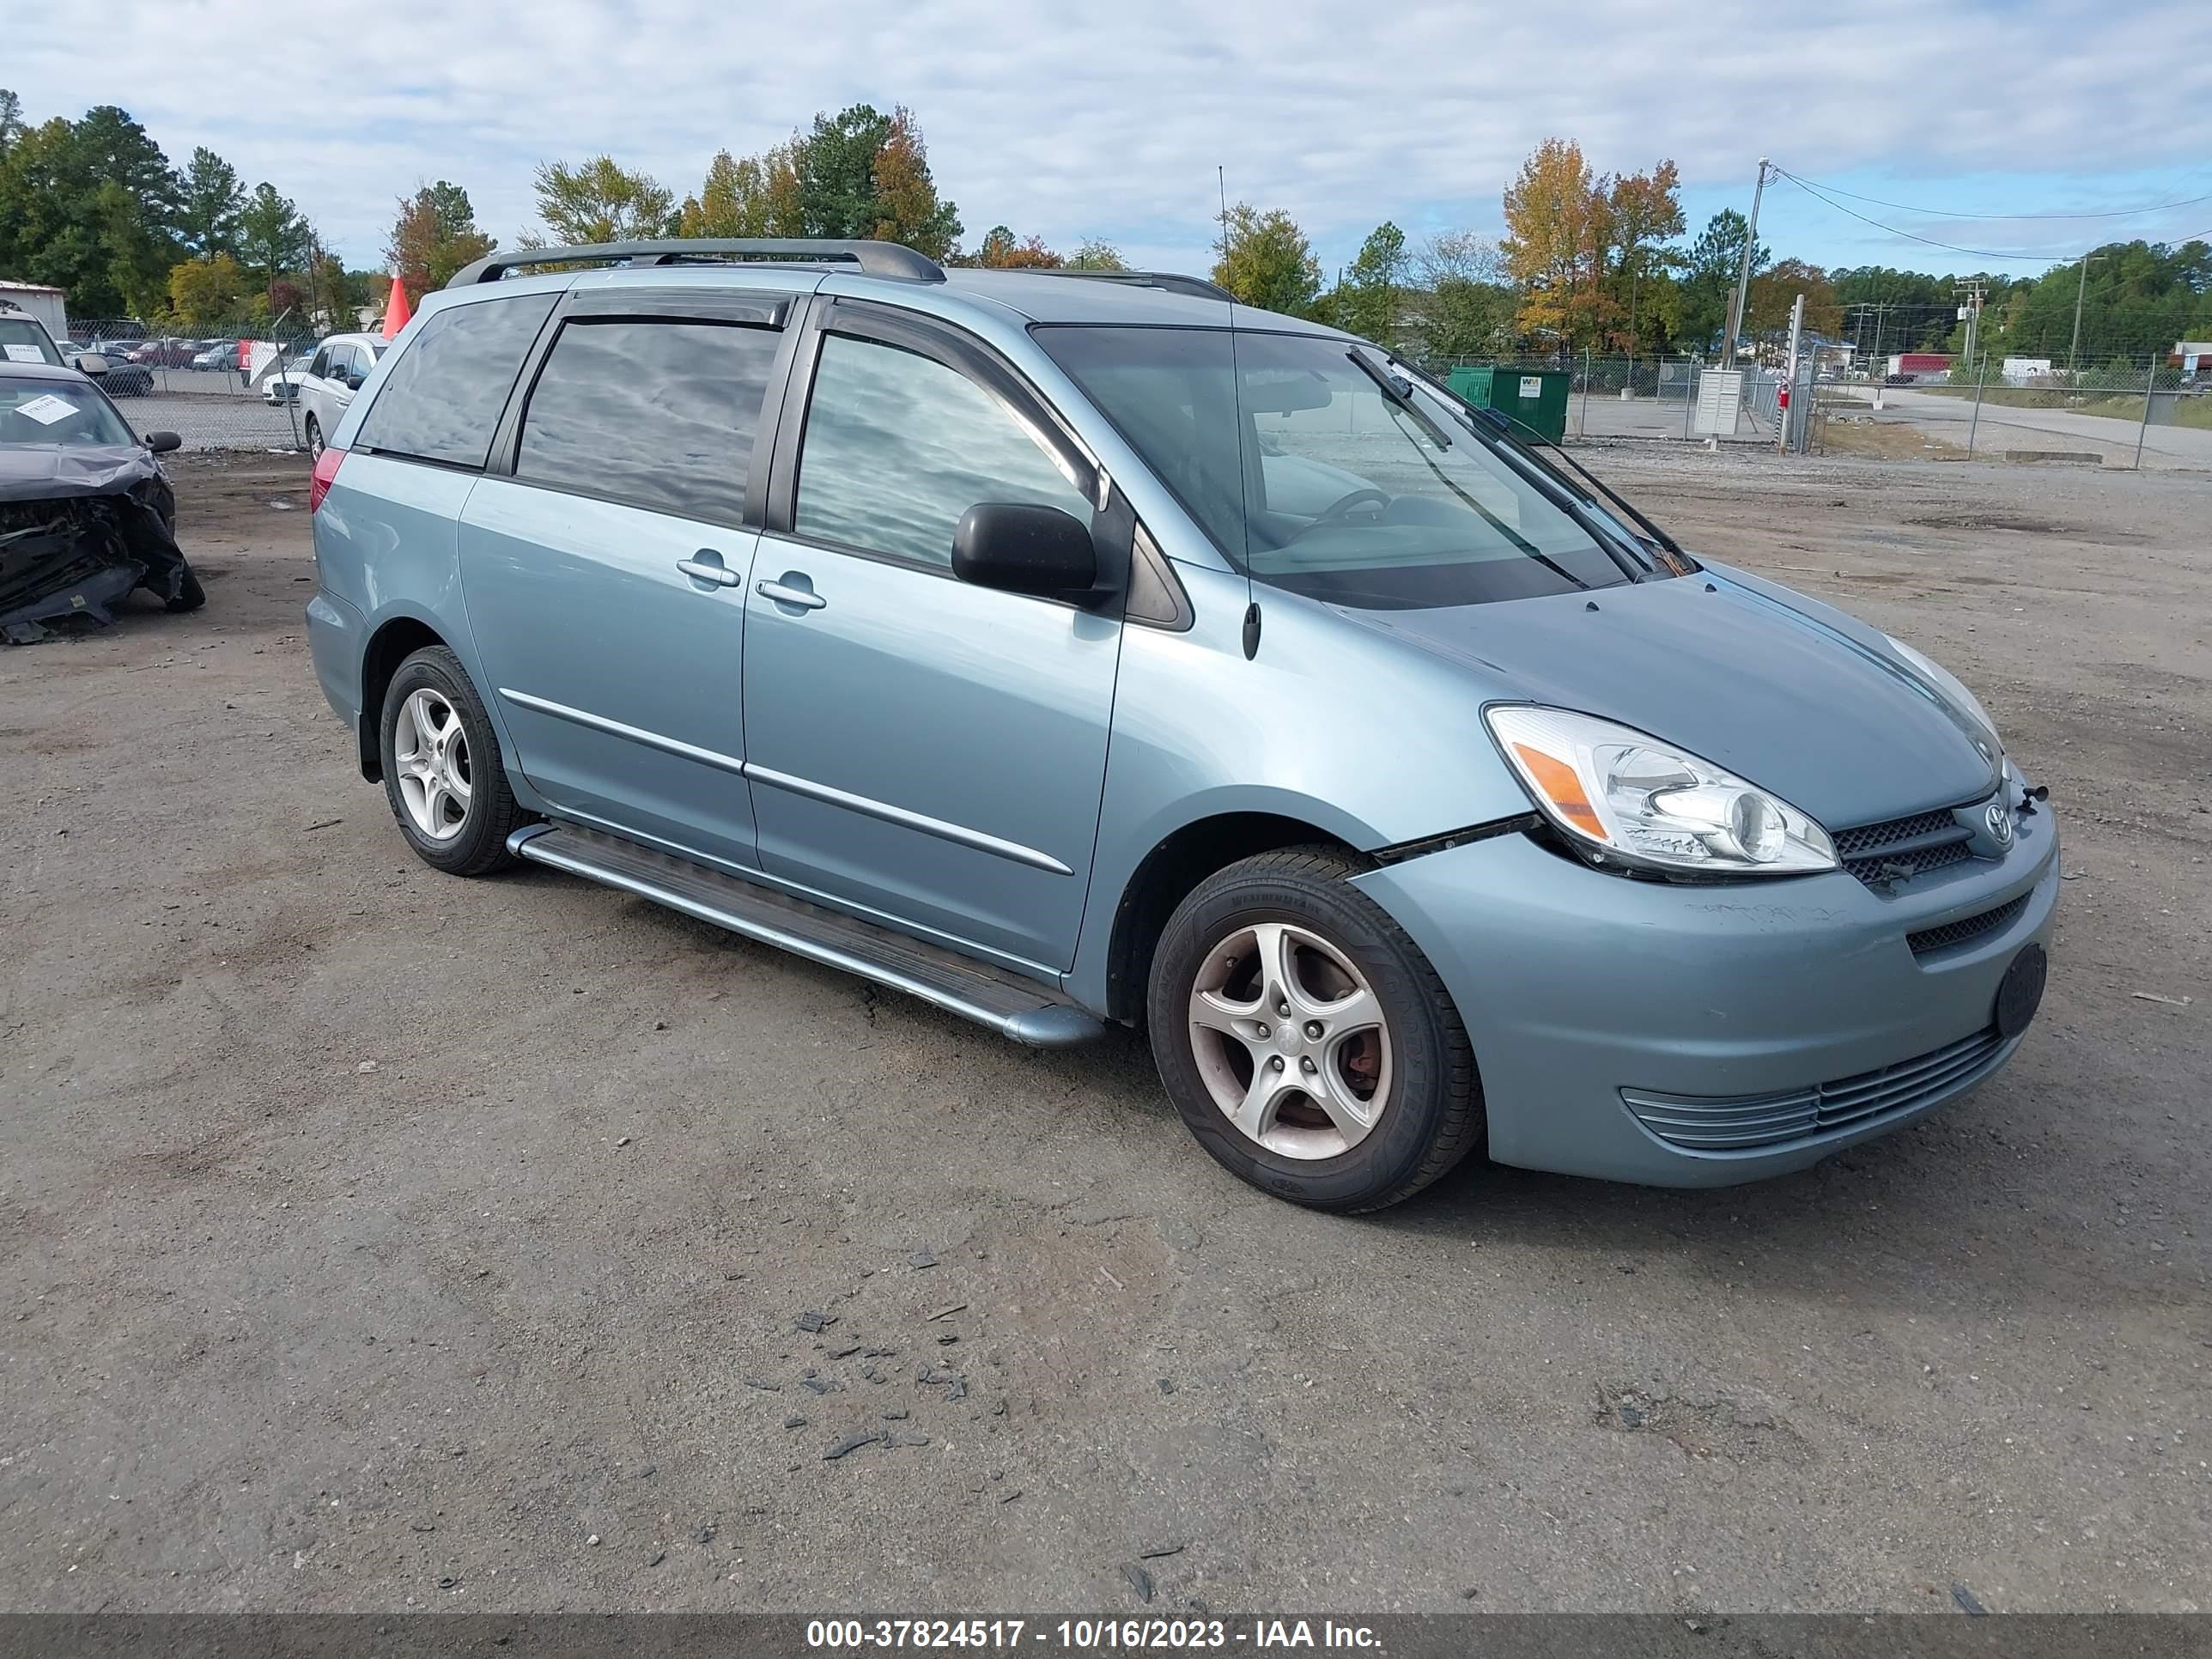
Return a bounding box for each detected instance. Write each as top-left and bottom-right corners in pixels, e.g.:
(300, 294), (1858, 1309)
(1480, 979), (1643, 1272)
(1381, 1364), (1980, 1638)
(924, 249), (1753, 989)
(1146, 847), (1483, 1212)
(304, 414), (323, 458)
(377, 646), (525, 877)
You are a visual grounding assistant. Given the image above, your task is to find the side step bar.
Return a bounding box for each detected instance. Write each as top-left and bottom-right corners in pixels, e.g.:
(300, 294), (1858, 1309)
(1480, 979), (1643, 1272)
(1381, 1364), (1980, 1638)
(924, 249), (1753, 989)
(508, 823), (1107, 1048)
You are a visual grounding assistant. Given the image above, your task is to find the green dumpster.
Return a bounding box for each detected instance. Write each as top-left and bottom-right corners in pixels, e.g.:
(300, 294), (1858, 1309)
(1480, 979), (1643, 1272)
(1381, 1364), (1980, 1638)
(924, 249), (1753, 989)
(1445, 365), (1571, 442)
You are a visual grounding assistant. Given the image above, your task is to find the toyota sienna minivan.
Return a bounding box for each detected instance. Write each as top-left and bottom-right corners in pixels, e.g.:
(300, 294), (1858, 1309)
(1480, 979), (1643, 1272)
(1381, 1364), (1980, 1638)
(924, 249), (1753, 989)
(306, 238), (2056, 1212)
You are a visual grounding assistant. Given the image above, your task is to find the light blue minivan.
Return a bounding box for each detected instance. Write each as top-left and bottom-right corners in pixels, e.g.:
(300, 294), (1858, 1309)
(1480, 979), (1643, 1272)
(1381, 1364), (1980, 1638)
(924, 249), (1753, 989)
(306, 239), (2056, 1212)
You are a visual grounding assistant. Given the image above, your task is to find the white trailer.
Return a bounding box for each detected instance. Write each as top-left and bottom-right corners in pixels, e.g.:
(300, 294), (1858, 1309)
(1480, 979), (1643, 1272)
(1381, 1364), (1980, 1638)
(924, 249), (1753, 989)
(0, 280), (70, 342)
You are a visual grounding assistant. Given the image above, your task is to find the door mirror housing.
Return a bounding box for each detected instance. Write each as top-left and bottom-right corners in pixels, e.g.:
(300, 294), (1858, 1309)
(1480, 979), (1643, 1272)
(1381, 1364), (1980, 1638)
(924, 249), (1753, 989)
(143, 430), (182, 454)
(951, 502), (1101, 603)
(74, 352), (110, 375)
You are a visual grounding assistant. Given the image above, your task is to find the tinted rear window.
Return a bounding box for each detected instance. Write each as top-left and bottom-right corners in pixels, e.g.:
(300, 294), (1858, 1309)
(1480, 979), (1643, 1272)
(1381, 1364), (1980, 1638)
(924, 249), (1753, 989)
(355, 294), (556, 469)
(514, 319), (780, 524)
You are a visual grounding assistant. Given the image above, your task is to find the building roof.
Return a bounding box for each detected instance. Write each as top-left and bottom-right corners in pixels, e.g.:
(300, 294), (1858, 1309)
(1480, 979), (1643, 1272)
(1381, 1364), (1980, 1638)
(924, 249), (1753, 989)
(0, 280), (66, 295)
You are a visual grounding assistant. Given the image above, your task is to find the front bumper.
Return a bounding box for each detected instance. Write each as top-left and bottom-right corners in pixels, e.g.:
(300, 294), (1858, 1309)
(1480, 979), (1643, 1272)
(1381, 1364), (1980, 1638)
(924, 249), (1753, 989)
(1353, 796), (2058, 1187)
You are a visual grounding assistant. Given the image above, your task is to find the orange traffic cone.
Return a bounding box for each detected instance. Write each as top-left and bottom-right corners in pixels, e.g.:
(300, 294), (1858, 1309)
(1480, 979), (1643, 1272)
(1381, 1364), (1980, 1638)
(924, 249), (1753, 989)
(382, 274), (413, 339)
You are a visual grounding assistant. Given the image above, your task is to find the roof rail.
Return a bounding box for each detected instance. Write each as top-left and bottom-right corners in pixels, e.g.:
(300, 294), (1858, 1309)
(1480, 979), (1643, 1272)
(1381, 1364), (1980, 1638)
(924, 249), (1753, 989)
(447, 239), (945, 289)
(1018, 269), (1238, 305)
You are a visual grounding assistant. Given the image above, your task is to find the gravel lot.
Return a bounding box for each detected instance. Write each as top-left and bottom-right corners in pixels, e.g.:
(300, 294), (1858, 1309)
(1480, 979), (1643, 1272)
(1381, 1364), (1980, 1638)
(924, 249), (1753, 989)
(2, 447), (2206, 1614)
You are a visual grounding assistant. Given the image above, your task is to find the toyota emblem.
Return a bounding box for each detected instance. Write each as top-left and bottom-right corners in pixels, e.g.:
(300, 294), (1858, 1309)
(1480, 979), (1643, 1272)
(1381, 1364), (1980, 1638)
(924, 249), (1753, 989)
(1985, 802), (2014, 846)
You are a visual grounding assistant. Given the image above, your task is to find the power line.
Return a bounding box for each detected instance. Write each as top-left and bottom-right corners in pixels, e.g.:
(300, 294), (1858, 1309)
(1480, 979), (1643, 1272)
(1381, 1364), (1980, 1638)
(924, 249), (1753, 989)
(1772, 167), (2212, 264)
(1774, 170), (2212, 222)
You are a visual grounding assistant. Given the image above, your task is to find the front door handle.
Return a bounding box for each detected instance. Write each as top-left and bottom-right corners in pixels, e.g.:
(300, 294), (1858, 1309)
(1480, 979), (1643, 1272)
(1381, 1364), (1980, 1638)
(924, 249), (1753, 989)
(677, 551), (742, 588)
(756, 577), (827, 611)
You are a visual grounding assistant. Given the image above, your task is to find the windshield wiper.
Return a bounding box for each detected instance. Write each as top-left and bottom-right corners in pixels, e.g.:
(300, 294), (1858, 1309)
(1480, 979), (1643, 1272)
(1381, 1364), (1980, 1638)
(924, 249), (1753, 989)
(1344, 352), (1455, 452)
(1462, 402), (1694, 574)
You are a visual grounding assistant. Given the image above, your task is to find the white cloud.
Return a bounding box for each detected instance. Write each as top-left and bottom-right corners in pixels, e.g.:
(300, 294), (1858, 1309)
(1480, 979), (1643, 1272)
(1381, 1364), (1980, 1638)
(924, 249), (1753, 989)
(14, 0), (2212, 270)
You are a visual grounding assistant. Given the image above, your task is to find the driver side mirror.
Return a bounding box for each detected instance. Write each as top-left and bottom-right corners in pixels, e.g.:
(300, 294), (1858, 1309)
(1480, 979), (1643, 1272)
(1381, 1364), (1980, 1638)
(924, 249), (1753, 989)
(143, 430), (182, 454)
(951, 502), (1101, 604)
(74, 352), (110, 375)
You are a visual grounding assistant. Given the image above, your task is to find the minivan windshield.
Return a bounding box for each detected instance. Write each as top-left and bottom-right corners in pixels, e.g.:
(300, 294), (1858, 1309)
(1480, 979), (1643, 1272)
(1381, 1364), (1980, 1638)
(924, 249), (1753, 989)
(0, 317), (64, 368)
(1037, 325), (1653, 610)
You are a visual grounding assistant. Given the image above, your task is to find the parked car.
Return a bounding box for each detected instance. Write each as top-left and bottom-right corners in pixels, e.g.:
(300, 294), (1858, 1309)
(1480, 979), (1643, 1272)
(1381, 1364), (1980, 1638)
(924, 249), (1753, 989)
(261, 354), (319, 404)
(191, 341), (240, 372)
(306, 240), (2057, 1212)
(292, 333), (389, 455)
(131, 337), (200, 368)
(0, 362), (198, 639)
(97, 359), (155, 397)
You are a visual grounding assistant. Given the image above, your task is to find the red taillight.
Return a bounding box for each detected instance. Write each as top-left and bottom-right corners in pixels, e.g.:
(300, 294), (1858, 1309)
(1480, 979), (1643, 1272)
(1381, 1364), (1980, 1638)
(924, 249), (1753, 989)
(309, 446), (344, 512)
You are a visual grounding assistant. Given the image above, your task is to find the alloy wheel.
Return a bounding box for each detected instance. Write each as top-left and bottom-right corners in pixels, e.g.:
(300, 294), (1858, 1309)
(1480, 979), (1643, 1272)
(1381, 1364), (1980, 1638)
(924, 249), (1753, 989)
(1187, 921), (1393, 1159)
(392, 688), (471, 842)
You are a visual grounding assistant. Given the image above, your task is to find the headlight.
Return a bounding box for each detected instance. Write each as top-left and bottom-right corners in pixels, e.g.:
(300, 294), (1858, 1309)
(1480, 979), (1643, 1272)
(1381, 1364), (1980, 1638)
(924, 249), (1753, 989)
(1885, 635), (2002, 757)
(1486, 706), (1837, 876)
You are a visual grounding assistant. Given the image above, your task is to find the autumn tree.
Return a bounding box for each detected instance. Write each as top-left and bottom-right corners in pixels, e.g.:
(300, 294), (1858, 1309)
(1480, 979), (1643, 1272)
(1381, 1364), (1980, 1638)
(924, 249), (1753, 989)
(1501, 138), (1613, 355)
(167, 251), (247, 324)
(682, 106), (959, 258)
(531, 156), (675, 244)
(1604, 160), (1684, 353)
(1747, 258), (1838, 343)
(386, 180), (495, 294)
(973, 225), (1059, 267)
(867, 106), (961, 258)
(1212, 204), (1321, 316)
(677, 145), (802, 238)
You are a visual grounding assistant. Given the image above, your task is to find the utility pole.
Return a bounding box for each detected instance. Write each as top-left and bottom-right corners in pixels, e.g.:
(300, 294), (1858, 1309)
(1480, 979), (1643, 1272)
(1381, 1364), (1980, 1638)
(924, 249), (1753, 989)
(1721, 158), (1771, 370)
(2069, 251), (2106, 372)
(1955, 279), (1986, 374)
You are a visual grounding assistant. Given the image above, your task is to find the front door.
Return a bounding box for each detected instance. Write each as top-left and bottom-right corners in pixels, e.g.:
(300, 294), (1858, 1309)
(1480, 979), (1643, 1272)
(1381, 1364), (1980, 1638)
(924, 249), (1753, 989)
(741, 307), (1123, 973)
(459, 301), (788, 869)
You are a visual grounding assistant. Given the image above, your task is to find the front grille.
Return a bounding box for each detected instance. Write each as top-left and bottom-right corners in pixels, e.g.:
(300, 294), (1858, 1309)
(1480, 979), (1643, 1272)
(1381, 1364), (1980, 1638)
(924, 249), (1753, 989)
(1624, 1026), (2008, 1152)
(1834, 806), (1977, 887)
(1907, 893), (2029, 957)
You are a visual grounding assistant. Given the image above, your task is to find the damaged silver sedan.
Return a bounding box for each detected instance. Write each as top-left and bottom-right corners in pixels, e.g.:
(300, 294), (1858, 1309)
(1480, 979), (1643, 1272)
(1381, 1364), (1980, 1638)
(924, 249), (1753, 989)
(0, 363), (200, 644)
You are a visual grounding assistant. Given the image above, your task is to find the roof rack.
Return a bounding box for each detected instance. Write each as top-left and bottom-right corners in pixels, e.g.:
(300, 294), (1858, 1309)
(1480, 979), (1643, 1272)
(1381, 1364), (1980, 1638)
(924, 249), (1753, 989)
(1017, 269), (1237, 305)
(447, 239), (945, 289)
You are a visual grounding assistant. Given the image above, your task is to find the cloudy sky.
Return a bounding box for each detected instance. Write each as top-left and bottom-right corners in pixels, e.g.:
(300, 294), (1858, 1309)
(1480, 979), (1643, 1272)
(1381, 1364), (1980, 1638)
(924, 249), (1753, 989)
(19, 1), (2212, 280)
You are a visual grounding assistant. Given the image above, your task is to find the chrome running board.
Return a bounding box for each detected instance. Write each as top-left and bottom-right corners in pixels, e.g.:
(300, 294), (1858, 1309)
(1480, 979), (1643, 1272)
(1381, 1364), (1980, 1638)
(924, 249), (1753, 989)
(508, 823), (1106, 1048)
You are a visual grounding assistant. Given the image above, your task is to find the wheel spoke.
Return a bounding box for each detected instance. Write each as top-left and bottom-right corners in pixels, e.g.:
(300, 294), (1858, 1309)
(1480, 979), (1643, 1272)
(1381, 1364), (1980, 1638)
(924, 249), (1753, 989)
(1316, 985), (1382, 1036)
(445, 762), (471, 805)
(1190, 986), (1260, 1037)
(1229, 1062), (1295, 1142)
(1305, 1065), (1377, 1146)
(408, 692), (441, 750)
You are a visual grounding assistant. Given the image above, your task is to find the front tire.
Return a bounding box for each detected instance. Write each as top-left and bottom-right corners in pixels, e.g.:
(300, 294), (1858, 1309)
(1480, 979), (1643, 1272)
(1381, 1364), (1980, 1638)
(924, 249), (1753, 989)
(1147, 847), (1483, 1212)
(377, 646), (525, 876)
(304, 414), (324, 458)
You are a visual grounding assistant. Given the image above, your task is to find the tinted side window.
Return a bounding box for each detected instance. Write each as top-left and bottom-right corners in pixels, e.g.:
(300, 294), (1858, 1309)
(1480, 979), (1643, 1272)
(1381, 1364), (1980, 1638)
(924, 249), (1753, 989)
(794, 332), (1091, 568)
(356, 294), (557, 469)
(515, 319), (779, 524)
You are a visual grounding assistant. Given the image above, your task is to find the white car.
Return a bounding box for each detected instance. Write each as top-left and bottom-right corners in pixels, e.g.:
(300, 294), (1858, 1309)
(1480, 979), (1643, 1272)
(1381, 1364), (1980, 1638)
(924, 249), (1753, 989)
(260, 351), (320, 404)
(295, 332), (391, 456)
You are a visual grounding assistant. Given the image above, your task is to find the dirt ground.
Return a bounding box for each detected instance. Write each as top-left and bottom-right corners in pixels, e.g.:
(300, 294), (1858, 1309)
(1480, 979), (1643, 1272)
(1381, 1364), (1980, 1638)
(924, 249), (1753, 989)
(3, 447), (2206, 1615)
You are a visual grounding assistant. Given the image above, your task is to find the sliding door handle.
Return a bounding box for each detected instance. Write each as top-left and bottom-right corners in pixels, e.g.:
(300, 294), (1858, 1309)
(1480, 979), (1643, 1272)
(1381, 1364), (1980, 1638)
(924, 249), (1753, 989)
(677, 552), (742, 587)
(756, 577), (827, 611)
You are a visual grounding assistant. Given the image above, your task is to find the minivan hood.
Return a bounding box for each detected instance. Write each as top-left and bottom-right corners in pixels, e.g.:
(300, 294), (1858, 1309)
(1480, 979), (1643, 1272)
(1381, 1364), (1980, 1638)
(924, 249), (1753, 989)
(1342, 567), (2000, 830)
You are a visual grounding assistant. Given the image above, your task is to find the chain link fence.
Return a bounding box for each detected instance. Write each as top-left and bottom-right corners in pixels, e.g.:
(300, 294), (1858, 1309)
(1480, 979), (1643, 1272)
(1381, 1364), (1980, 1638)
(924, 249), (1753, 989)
(1811, 356), (2203, 469)
(1434, 351), (2207, 469)
(68, 317), (327, 451)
